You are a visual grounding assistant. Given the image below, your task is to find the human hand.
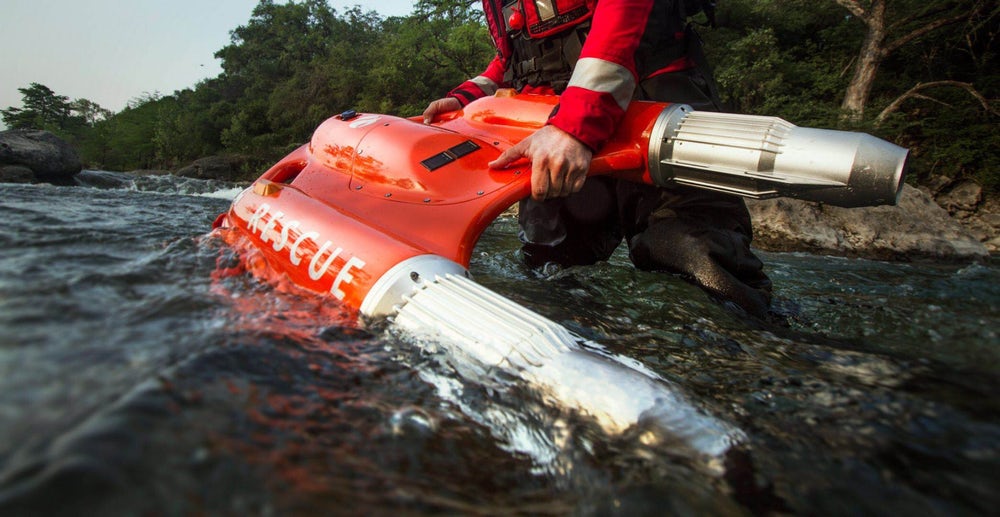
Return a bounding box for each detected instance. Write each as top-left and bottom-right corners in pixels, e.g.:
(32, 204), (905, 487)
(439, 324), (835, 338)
(489, 125), (593, 201)
(422, 97), (462, 124)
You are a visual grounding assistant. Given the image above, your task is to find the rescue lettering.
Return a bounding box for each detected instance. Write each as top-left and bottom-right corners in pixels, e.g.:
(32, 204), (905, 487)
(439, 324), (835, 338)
(244, 203), (367, 300)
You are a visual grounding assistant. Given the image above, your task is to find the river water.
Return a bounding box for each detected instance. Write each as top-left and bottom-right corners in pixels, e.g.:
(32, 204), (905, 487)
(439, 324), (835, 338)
(0, 173), (997, 516)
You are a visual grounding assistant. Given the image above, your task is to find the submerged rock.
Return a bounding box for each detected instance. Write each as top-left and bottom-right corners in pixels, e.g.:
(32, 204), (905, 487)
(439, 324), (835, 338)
(175, 156), (245, 182)
(747, 185), (989, 261)
(0, 129), (81, 184)
(128, 169), (172, 177)
(73, 170), (137, 189)
(0, 164), (36, 183)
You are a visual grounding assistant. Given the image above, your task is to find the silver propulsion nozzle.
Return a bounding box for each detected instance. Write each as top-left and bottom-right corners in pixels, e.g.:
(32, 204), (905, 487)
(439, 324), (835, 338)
(648, 105), (909, 207)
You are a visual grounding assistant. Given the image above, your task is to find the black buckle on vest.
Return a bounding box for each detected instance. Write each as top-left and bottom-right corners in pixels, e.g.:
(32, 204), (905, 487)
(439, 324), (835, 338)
(516, 57), (539, 75)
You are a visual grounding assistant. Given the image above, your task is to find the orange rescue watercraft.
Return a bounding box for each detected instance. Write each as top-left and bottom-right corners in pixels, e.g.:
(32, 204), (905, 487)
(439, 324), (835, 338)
(213, 92), (908, 457)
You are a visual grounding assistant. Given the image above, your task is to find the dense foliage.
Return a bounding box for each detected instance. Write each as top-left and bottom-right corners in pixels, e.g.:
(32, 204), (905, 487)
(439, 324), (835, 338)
(4, 0), (996, 189)
(702, 0), (998, 189)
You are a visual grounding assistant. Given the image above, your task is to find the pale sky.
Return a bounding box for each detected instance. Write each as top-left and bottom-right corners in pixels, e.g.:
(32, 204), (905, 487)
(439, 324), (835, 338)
(0, 0), (416, 121)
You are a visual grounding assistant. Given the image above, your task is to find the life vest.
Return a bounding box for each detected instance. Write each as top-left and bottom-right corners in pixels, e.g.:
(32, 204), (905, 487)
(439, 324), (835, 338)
(484, 0), (713, 92)
(482, 0), (593, 91)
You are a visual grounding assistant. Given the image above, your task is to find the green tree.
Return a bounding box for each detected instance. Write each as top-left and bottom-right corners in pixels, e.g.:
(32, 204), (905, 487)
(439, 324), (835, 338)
(215, 0), (344, 156)
(154, 80), (231, 167)
(357, 0), (492, 115)
(2, 82), (75, 131)
(264, 6), (384, 146)
(71, 98), (113, 127)
(82, 93), (166, 171)
(704, 0), (851, 123)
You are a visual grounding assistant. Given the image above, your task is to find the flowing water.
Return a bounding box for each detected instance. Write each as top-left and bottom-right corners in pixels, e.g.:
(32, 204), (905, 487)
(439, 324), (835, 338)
(0, 173), (997, 516)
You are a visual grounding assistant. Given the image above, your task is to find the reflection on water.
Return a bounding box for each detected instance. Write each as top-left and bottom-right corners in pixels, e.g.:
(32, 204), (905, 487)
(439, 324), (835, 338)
(0, 180), (997, 515)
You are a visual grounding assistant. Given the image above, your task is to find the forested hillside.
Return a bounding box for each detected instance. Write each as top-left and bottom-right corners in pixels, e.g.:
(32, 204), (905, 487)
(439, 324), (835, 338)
(3, 0), (996, 190)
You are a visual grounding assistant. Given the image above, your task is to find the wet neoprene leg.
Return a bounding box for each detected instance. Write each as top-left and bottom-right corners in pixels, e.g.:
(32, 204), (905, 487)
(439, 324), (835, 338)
(519, 176), (623, 268)
(629, 217), (772, 317)
(619, 182), (773, 318)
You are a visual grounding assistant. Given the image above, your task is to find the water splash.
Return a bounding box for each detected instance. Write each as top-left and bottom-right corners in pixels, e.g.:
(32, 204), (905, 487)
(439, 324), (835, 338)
(74, 170), (245, 199)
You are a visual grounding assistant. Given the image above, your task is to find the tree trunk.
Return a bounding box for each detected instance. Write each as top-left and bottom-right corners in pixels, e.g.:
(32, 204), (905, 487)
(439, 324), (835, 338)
(841, 30), (886, 120)
(839, 0), (887, 121)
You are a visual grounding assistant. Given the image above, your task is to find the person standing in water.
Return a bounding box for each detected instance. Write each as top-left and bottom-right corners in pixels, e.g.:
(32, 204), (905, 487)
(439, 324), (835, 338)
(423, 0), (773, 317)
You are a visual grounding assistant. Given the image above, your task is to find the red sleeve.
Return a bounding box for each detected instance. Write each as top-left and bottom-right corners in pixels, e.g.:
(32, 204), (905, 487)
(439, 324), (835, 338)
(548, 0), (654, 150)
(547, 87), (624, 150)
(447, 55), (507, 106)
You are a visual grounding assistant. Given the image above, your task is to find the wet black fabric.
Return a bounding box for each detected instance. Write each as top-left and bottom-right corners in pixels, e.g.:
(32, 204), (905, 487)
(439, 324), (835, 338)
(518, 47), (773, 317)
(619, 182), (773, 318)
(519, 176), (623, 267)
(519, 179), (772, 317)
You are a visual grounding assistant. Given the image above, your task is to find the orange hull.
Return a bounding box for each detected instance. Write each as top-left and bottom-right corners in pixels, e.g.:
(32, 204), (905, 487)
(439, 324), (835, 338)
(213, 92), (667, 314)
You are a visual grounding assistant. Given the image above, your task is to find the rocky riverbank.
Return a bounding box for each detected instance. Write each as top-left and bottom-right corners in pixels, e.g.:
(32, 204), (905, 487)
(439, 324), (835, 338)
(0, 129), (81, 185)
(747, 184), (994, 261)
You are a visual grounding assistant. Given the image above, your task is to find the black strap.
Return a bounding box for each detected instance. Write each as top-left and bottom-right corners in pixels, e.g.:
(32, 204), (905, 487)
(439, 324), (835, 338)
(505, 22), (590, 92)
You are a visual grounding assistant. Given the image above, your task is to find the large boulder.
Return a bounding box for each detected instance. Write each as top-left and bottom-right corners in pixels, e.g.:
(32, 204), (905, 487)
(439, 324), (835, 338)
(747, 184), (989, 261)
(0, 129), (81, 184)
